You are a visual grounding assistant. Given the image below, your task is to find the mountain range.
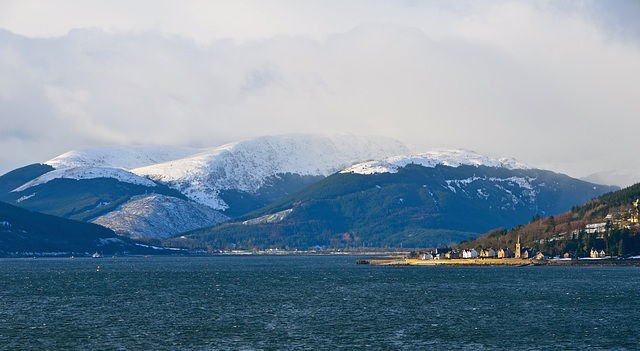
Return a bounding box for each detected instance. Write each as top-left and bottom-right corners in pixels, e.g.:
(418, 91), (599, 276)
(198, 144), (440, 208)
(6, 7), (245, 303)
(0, 135), (408, 240)
(182, 151), (617, 249)
(0, 134), (619, 252)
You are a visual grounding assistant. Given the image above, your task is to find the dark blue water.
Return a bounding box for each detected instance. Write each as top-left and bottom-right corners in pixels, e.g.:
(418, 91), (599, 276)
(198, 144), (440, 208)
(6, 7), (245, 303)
(1, 256), (639, 350)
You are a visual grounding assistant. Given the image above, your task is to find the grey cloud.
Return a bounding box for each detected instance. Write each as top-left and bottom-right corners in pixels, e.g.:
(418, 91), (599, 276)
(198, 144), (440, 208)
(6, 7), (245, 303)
(0, 3), (639, 187)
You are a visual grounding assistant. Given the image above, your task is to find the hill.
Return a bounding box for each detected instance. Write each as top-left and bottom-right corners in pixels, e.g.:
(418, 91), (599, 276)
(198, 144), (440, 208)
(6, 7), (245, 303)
(0, 163), (54, 194)
(458, 183), (640, 257)
(1, 177), (186, 221)
(0, 201), (164, 256)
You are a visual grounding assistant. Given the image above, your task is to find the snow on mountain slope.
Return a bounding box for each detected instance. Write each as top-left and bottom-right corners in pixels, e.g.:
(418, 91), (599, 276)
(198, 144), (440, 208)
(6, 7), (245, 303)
(132, 134), (410, 210)
(12, 166), (158, 192)
(341, 149), (529, 175)
(91, 194), (229, 239)
(10, 145), (204, 192)
(45, 145), (204, 170)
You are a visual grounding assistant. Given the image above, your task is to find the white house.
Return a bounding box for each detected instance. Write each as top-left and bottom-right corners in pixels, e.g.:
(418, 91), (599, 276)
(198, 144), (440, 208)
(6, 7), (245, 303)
(421, 252), (434, 260)
(462, 249), (479, 259)
(585, 222), (607, 234)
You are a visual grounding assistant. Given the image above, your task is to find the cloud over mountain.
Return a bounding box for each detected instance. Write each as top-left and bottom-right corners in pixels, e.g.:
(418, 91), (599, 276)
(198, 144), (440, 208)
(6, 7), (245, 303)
(1, 1), (640, 186)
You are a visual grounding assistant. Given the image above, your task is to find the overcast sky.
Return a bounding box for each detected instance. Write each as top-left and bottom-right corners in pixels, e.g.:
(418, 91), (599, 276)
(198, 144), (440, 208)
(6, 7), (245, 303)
(1, 0), (639, 186)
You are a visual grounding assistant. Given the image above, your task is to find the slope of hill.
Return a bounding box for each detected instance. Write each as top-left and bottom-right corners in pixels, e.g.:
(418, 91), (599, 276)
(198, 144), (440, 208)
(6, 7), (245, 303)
(0, 201), (163, 256)
(0, 177), (186, 221)
(91, 194), (229, 238)
(181, 158), (617, 250)
(0, 164), (54, 194)
(458, 183), (640, 257)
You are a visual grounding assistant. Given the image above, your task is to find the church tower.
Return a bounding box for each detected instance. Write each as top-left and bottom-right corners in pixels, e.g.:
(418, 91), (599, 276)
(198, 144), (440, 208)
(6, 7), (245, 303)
(515, 235), (521, 259)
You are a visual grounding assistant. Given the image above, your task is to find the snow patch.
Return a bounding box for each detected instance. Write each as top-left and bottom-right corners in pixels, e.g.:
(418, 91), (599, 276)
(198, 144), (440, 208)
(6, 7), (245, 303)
(15, 193), (36, 203)
(242, 208), (293, 225)
(98, 237), (124, 245)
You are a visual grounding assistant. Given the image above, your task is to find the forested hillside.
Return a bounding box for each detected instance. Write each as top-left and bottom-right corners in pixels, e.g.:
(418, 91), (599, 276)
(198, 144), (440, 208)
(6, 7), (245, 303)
(459, 183), (640, 257)
(179, 164), (616, 250)
(0, 201), (163, 256)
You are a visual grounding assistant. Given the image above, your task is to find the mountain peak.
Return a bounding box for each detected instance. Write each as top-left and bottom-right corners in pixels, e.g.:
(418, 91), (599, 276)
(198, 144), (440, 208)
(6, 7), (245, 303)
(132, 134), (410, 209)
(45, 145), (203, 170)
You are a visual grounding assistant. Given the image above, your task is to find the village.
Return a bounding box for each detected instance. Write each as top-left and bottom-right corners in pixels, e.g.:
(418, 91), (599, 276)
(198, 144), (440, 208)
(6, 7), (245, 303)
(364, 200), (640, 266)
(416, 234), (609, 262)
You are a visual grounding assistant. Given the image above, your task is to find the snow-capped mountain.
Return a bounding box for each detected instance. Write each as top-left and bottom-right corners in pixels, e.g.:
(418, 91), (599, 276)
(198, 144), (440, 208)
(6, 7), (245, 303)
(45, 145), (203, 170)
(14, 134), (409, 210)
(12, 145), (204, 193)
(131, 134), (410, 210)
(0, 134), (409, 239)
(12, 166), (158, 192)
(341, 149), (529, 175)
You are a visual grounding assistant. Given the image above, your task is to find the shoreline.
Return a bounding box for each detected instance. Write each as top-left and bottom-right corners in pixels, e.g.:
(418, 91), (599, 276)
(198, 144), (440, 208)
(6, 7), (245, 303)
(362, 258), (640, 267)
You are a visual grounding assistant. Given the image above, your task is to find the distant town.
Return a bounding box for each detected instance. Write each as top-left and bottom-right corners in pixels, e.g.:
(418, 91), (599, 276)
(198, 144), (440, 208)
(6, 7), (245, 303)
(360, 200), (640, 266)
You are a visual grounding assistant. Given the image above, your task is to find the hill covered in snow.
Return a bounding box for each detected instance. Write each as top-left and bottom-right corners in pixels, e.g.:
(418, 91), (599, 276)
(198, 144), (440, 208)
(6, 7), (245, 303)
(45, 145), (203, 170)
(132, 134), (410, 211)
(0, 134), (409, 238)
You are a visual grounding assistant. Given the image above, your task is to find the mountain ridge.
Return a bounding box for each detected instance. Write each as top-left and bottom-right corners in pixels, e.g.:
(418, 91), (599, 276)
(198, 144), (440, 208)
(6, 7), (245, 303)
(181, 163), (617, 249)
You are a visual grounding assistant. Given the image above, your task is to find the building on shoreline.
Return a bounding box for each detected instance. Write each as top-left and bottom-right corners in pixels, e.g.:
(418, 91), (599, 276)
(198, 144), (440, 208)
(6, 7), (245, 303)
(497, 248), (513, 258)
(462, 249), (479, 259)
(590, 248), (606, 258)
(480, 248), (496, 258)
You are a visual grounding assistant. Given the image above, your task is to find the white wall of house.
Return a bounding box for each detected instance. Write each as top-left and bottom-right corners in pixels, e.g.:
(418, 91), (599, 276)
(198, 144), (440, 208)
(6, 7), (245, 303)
(462, 249), (478, 258)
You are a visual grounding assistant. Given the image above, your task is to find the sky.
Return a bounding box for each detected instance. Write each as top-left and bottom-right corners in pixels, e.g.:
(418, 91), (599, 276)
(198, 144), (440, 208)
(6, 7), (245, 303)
(1, 0), (640, 186)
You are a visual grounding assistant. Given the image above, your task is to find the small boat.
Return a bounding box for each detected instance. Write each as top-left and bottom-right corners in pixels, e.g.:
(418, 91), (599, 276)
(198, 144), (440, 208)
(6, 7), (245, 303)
(92, 252), (103, 258)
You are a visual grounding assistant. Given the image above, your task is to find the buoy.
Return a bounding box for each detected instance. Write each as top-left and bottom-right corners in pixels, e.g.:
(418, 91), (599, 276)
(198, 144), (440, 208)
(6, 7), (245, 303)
(97, 266), (100, 271)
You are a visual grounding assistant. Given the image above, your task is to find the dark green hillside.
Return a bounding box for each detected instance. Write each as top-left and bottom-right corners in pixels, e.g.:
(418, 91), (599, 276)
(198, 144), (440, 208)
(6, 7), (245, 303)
(182, 165), (616, 250)
(459, 182), (640, 257)
(0, 201), (157, 256)
(0, 163), (54, 193)
(0, 178), (186, 221)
